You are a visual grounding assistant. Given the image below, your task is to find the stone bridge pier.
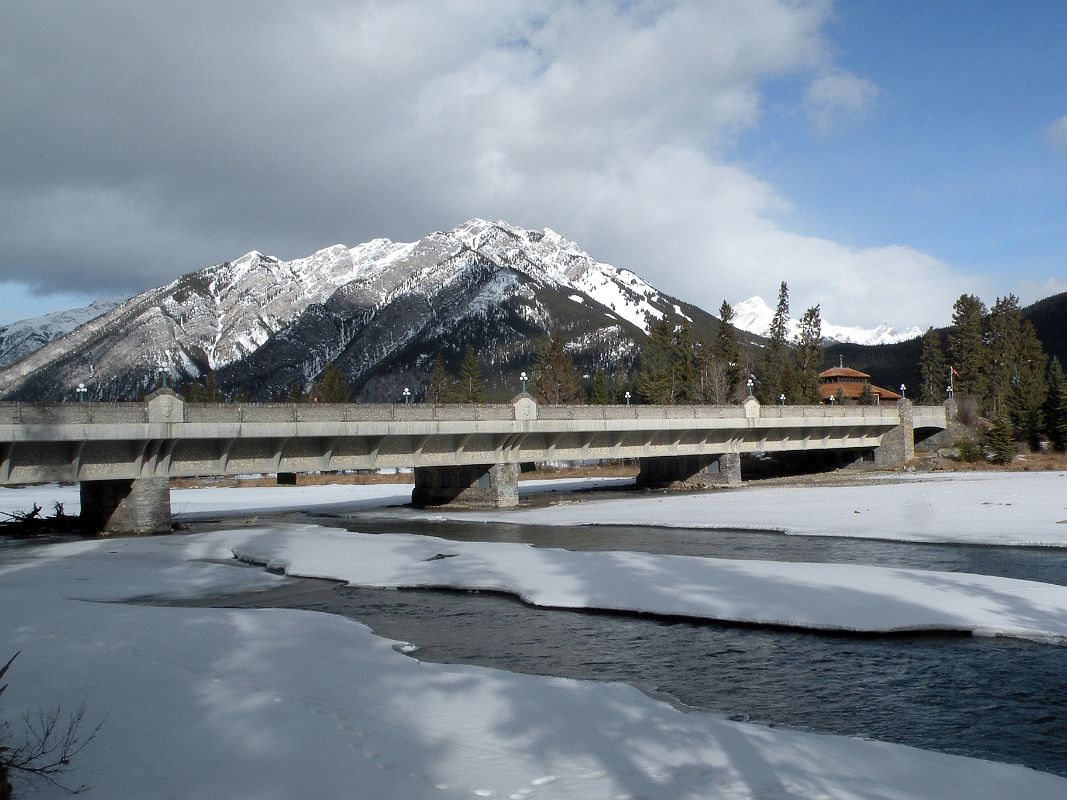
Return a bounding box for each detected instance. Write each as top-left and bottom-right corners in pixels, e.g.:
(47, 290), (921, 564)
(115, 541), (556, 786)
(79, 478), (172, 535)
(412, 463), (520, 508)
(635, 453), (741, 489)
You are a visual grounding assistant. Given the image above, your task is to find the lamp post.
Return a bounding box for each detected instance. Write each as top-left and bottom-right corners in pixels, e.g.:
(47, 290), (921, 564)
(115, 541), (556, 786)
(899, 383), (906, 399)
(402, 387), (411, 404)
(77, 383), (87, 402)
(158, 367), (169, 391)
(746, 377), (754, 397)
(520, 371), (528, 394)
(779, 393), (785, 406)
(946, 385), (953, 401)
(829, 394), (835, 406)
(624, 391), (631, 406)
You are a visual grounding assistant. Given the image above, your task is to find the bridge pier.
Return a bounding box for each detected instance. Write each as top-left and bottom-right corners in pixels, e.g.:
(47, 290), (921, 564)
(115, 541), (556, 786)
(635, 453), (741, 489)
(411, 463), (520, 508)
(79, 478), (172, 535)
(874, 399), (914, 469)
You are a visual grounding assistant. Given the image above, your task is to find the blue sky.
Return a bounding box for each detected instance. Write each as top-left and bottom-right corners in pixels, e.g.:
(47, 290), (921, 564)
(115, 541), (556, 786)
(741, 1), (1067, 293)
(2, 1), (1066, 330)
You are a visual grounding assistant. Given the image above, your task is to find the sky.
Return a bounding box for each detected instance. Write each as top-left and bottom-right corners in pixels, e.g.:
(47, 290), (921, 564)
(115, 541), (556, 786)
(2, 1), (1066, 330)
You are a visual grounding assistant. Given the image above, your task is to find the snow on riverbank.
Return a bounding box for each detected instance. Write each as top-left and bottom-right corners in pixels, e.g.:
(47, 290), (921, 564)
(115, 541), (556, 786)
(0, 477), (626, 522)
(6, 471), (1060, 547)
(230, 526), (1067, 641)
(453, 471), (1067, 547)
(2, 528), (1066, 799)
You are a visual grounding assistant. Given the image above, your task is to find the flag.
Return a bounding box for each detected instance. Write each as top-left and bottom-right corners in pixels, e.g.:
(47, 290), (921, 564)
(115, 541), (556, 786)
(950, 366), (959, 377)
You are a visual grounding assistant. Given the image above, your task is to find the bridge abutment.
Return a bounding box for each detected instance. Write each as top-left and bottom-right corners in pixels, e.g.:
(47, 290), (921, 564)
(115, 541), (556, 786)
(79, 477), (172, 535)
(411, 463), (520, 508)
(635, 453), (741, 489)
(874, 399), (914, 469)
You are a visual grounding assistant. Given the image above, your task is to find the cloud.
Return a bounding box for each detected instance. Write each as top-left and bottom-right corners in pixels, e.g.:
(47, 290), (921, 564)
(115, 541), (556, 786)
(0, 0), (971, 328)
(804, 71), (879, 134)
(1046, 115), (1067, 155)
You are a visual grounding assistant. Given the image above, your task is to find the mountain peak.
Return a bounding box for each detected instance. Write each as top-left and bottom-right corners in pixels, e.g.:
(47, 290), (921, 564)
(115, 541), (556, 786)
(732, 296), (922, 346)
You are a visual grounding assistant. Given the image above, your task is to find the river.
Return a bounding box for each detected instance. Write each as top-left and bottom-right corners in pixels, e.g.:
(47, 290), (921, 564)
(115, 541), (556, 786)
(204, 512), (1067, 778)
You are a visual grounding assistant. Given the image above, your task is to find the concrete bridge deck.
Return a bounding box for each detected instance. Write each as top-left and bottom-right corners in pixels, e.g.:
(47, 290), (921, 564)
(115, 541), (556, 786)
(0, 393), (947, 533)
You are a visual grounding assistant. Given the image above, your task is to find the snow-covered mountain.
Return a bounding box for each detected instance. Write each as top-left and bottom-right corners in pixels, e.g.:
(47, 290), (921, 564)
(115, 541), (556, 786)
(0, 297), (125, 368)
(0, 219), (724, 402)
(732, 296), (922, 347)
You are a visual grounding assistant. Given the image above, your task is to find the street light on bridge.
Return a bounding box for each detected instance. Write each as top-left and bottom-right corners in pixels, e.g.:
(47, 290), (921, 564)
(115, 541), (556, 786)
(520, 371), (528, 394)
(779, 393), (785, 406)
(746, 377), (754, 397)
(77, 383), (87, 402)
(900, 384), (907, 398)
(624, 391), (631, 406)
(402, 387), (411, 404)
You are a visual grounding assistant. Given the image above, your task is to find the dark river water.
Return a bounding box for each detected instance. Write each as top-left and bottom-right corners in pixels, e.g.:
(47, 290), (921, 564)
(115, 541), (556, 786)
(223, 514), (1067, 778)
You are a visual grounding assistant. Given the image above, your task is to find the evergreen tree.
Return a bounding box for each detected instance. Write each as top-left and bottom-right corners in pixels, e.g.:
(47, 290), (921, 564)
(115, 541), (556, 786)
(711, 300), (742, 399)
(288, 382), (308, 403)
(948, 294), (988, 405)
(918, 327), (948, 404)
(795, 305), (823, 404)
(757, 282), (796, 404)
(985, 415), (1015, 464)
(673, 321), (700, 403)
(535, 332), (582, 404)
(1007, 318), (1047, 448)
(1045, 357), (1067, 452)
(457, 348), (486, 403)
(312, 364), (351, 402)
(590, 366), (611, 405)
(637, 317), (677, 404)
(427, 354), (452, 403)
(858, 383), (875, 406)
(986, 294), (1024, 415)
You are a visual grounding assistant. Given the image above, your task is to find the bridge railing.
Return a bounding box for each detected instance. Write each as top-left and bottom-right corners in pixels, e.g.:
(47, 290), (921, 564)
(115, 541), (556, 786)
(0, 402), (149, 424)
(0, 400), (941, 426)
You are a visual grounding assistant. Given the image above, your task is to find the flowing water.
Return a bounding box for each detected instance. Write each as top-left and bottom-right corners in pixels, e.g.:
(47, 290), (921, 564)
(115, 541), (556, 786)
(213, 515), (1067, 777)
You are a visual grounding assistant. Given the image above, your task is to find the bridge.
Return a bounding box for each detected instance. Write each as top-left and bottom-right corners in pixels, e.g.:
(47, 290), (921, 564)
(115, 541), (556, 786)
(0, 393), (948, 534)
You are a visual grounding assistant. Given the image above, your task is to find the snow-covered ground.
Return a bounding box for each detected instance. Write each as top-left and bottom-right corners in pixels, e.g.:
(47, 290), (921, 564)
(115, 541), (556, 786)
(453, 471), (1067, 548)
(4, 472), (1067, 797)
(229, 525), (1067, 642)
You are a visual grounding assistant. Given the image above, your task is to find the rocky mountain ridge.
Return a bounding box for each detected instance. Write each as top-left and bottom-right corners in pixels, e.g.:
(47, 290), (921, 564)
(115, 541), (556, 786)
(0, 219), (723, 402)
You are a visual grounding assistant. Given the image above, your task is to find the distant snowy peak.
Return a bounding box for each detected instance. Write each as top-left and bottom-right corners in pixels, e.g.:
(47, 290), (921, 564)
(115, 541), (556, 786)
(0, 296), (125, 367)
(732, 296), (922, 346)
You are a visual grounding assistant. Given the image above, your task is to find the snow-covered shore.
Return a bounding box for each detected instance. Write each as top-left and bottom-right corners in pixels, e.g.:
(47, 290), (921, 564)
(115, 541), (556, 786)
(452, 471), (1067, 548)
(228, 525), (1067, 642)
(4, 472), (1067, 797)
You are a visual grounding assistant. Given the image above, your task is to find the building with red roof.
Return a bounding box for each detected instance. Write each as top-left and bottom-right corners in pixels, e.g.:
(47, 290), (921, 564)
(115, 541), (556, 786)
(818, 363), (902, 405)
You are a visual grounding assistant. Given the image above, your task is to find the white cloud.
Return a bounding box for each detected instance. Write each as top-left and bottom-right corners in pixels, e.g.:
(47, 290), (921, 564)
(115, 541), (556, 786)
(0, 0), (973, 329)
(804, 71), (879, 134)
(1046, 115), (1067, 155)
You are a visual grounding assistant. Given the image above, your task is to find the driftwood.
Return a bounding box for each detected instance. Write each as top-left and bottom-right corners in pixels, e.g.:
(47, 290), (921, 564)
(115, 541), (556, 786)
(0, 502), (85, 538)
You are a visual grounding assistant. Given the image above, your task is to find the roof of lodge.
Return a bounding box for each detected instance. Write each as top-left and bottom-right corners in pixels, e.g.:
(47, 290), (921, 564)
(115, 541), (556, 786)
(819, 366), (871, 379)
(819, 382), (902, 402)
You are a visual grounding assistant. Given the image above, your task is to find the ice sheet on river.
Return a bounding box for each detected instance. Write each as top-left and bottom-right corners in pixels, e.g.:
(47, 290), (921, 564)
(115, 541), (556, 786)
(230, 525), (1067, 642)
(2, 528), (1066, 799)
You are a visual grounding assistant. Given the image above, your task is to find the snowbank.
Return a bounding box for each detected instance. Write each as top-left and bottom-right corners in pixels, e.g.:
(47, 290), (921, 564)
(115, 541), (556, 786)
(2, 528), (1065, 799)
(229, 526), (1067, 642)
(455, 472), (1067, 547)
